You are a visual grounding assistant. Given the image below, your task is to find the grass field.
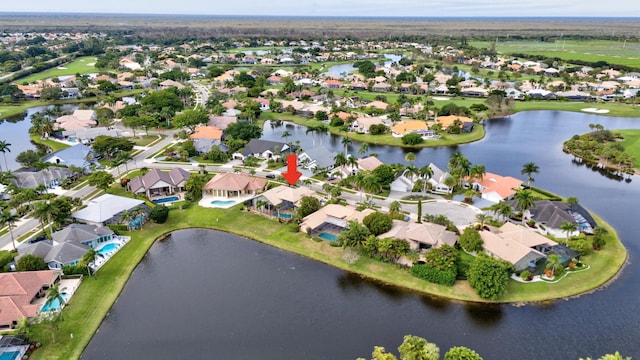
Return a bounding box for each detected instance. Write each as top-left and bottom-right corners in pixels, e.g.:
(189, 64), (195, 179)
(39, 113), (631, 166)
(470, 40), (640, 68)
(616, 129), (640, 169)
(17, 57), (97, 84)
(29, 134), (70, 152)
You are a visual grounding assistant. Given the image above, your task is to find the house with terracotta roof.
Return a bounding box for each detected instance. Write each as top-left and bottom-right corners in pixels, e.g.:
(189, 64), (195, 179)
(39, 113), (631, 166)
(331, 156), (383, 178)
(54, 110), (97, 131)
(189, 126), (222, 141)
(202, 172), (267, 199)
(159, 79), (185, 90)
(0, 270), (61, 329)
(470, 172), (523, 203)
(391, 120), (434, 138)
(299, 204), (375, 240)
(379, 220), (458, 251)
(322, 79), (343, 89)
(127, 168), (191, 199)
(365, 100), (389, 110)
(436, 115), (474, 130)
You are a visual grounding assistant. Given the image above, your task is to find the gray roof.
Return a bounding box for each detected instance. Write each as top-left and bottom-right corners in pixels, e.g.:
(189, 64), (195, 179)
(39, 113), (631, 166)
(61, 127), (122, 141)
(194, 138), (228, 154)
(241, 139), (287, 157)
(43, 144), (97, 169)
(73, 194), (145, 224)
(17, 239), (89, 266)
(302, 145), (337, 169)
(51, 223), (114, 244)
(207, 116), (237, 130)
(505, 200), (576, 229)
(11, 167), (72, 189)
(128, 168), (190, 194)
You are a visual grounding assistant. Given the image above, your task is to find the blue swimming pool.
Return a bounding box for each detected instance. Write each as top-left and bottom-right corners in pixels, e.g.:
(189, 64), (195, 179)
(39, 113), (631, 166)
(0, 351), (20, 360)
(152, 196), (179, 204)
(211, 200), (237, 206)
(97, 242), (119, 256)
(318, 233), (338, 241)
(277, 213), (293, 219)
(41, 293), (69, 312)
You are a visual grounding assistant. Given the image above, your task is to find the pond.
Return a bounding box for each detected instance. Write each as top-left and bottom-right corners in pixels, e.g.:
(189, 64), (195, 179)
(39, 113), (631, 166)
(83, 110), (640, 359)
(322, 54), (402, 76)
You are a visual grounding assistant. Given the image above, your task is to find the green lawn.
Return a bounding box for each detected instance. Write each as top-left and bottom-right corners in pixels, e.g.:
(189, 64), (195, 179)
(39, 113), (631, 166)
(470, 40), (640, 68)
(29, 134), (70, 152)
(24, 187), (627, 359)
(17, 57), (98, 84)
(617, 129), (640, 169)
(131, 134), (163, 147)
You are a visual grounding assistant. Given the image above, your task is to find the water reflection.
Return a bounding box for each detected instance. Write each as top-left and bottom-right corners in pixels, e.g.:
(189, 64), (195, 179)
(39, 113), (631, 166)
(463, 303), (503, 327)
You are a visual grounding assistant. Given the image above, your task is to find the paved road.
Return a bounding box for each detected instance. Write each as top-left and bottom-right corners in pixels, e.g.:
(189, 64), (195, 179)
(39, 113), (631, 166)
(189, 80), (210, 109)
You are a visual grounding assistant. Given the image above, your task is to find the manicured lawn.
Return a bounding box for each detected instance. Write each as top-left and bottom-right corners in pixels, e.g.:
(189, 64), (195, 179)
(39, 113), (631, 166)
(26, 188), (627, 360)
(29, 134), (70, 152)
(616, 129), (640, 169)
(513, 101), (640, 118)
(17, 57), (97, 84)
(131, 134), (163, 147)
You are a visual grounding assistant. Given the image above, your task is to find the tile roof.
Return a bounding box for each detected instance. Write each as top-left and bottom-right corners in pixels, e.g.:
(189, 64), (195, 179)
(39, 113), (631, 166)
(379, 220), (458, 248)
(189, 126), (223, 140)
(0, 270), (61, 328)
(203, 172), (267, 192)
(260, 185), (316, 207)
(72, 194), (144, 224)
(391, 120), (429, 135)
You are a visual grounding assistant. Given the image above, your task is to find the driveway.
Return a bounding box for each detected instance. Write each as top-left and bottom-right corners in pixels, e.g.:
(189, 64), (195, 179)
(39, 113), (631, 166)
(420, 200), (482, 228)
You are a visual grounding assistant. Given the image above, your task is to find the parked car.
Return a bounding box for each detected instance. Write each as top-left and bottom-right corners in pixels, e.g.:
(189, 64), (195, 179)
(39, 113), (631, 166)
(29, 235), (47, 244)
(266, 174), (276, 179)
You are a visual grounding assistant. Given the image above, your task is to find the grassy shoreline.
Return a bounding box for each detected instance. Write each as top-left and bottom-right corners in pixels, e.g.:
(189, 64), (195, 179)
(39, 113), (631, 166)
(26, 199), (627, 360)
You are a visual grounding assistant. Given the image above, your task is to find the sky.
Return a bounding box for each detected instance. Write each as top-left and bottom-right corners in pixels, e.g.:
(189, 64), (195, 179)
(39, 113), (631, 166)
(2, 0), (639, 17)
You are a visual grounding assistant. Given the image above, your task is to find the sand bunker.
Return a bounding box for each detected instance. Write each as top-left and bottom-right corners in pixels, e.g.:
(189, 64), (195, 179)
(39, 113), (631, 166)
(87, 63), (95, 66)
(57, 67), (67, 70)
(432, 96), (450, 101)
(581, 108), (610, 114)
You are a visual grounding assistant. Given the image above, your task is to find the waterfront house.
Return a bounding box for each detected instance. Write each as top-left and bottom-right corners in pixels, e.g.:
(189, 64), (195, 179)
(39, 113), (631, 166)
(470, 172), (523, 203)
(127, 168), (191, 199)
(72, 194), (147, 226)
(0, 270), (61, 329)
(43, 144), (98, 171)
(202, 172), (267, 199)
(253, 185), (317, 217)
(379, 220), (458, 250)
(299, 204), (375, 239)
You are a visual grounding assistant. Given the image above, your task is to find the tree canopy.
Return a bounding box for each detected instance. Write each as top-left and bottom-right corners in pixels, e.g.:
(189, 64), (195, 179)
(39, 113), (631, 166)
(16, 254), (47, 271)
(363, 212), (393, 236)
(468, 254), (512, 300)
(223, 122), (262, 142)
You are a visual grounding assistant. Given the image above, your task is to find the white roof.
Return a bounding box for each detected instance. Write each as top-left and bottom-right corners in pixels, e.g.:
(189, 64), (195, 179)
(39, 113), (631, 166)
(72, 194), (144, 223)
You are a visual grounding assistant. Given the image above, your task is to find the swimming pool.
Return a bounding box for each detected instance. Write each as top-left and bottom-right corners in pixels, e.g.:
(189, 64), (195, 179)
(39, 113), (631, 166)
(97, 242), (120, 256)
(152, 196), (179, 204)
(277, 213), (293, 219)
(41, 293), (69, 312)
(210, 200), (237, 207)
(318, 233), (338, 241)
(0, 351), (20, 360)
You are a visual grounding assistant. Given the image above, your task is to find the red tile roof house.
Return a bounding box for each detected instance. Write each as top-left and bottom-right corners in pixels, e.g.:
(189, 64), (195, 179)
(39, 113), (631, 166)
(127, 168), (191, 199)
(322, 79), (343, 89)
(201, 172), (267, 201)
(469, 172), (523, 203)
(0, 270), (61, 329)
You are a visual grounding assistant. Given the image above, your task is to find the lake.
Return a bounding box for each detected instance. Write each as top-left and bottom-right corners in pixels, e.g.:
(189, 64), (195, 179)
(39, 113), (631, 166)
(322, 54), (402, 76)
(0, 104), (79, 171)
(82, 110), (640, 359)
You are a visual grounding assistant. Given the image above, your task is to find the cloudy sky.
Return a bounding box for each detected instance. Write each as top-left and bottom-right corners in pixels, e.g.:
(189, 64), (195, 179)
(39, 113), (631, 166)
(2, 0), (638, 17)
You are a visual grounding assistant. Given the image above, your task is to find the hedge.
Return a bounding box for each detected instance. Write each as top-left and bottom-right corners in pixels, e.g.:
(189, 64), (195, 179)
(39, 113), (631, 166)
(410, 264), (457, 286)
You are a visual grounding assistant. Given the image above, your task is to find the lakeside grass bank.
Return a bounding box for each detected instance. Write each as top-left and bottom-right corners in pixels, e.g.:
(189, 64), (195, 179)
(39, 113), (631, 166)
(26, 198), (627, 360)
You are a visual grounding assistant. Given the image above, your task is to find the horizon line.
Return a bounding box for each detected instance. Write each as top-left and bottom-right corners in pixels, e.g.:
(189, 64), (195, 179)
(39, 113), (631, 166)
(1, 12), (639, 18)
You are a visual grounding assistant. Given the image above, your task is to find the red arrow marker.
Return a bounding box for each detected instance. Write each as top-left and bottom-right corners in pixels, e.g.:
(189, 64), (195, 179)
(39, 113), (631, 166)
(282, 154), (302, 185)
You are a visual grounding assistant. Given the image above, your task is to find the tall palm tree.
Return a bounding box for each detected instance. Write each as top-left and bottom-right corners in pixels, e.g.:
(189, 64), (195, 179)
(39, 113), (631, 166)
(521, 161), (540, 187)
(333, 153), (348, 168)
(45, 284), (65, 319)
(361, 175), (382, 195)
(80, 249), (98, 276)
(346, 155), (359, 174)
(140, 167), (150, 176)
(0, 140), (11, 171)
(475, 213), (490, 228)
(358, 143), (369, 157)
(120, 210), (132, 230)
(33, 201), (53, 236)
(470, 164), (486, 182)
(489, 202), (513, 221)
(560, 221), (578, 242)
(0, 210), (18, 250)
(341, 137), (352, 157)
(514, 190), (536, 223)
(419, 165), (434, 194)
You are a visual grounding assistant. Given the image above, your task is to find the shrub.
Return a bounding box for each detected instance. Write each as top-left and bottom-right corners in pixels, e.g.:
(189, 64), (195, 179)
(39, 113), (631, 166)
(16, 254), (47, 272)
(401, 132), (424, 146)
(362, 212), (393, 236)
(149, 205), (169, 224)
(62, 264), (90, 275)
(288, 223), (300, 233)
(410, 264), (457, 286)
(0, 250), (15, 272)
(520, 270), (531, 281)
(458, 227), (483, 253)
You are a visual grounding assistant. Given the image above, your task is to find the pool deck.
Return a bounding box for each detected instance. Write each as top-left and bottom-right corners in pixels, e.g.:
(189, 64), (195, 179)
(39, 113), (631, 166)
(198, 195), (255, 209)
(35, 278), (82, 313)
(92, 236), (131, 270)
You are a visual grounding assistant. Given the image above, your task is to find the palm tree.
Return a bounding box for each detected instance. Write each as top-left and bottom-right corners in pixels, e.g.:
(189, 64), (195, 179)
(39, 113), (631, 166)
(361, 175), (382, 195)
(80, 249), (98, 277)
(281, 131), (292, 152)
(475, 213), (490, 228)
(521, 161), (540, 187)
(358, 143), (369, 157)
(0, 140), (11, 171)
(419, 165), (434, 194)
(346, 155), (358, 174)
(514, 190), (536, 223)
(560, 221), (578, 242)
(405, 152), (416, 166)
(546, 254), (562, 277)
(33, 201), (53, 235)
(120, 210), (132, 230)
(470, 164), (486, 182)
(489, 202), (513, 221)
(341, 137), (352, 157)
(140, 167), (150, 176)
(45, 284), (66, 319)
(0, 210), (18, 250)
(333, 153), (348, 168)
